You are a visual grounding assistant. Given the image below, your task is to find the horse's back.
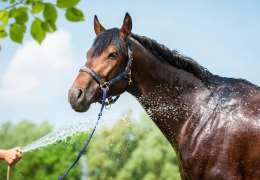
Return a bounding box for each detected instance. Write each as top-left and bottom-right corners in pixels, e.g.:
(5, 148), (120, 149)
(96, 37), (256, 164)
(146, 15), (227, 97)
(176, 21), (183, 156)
(179, 80), (260, 180)
(206, 81), (260, 180)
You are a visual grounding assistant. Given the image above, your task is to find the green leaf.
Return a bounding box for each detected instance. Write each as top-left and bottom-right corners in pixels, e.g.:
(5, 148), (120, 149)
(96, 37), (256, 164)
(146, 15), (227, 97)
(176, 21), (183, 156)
(0, 10), (9, 25)
(43, 3), (57, 23)
(9, 8), (16, 18)
(65, 7), (84, 22)
(57, 0), (80, 8)
(42, 20), (57, 33)
(9, 7), (28, 24)
(25, 0), (34, 4)
(31, 1), (45, 14)
(9, 23), (26, 43)
(31, 18), (46, 43)
(0, 25), (7, 38)
(12, 7), (28, 15)
(14, 7), (29, 24)
(9, 0), (15, 3)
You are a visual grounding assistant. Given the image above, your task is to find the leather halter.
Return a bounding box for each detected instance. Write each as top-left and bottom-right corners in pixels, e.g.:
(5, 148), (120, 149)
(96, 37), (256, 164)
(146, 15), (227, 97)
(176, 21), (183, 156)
(59, 43), (134, 179)
(79, 43), (133, 106)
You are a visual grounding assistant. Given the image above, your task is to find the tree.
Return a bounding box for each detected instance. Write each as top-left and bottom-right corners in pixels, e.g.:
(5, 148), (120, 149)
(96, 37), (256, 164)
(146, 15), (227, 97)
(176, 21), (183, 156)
(87, 114), (181, 180)
(0, 114), (181, 179)
(0, 120), (82, 180)
(0, 120), (52, 148)
(11, 134), (84, 180)
(0, 0), (84, 45)
(0, 120), (52, 179)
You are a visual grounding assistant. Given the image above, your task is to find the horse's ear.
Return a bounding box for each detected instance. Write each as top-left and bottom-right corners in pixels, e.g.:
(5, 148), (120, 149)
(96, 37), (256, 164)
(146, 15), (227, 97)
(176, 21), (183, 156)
(94, 15), (106, 35)
(120, 12), (132, 40)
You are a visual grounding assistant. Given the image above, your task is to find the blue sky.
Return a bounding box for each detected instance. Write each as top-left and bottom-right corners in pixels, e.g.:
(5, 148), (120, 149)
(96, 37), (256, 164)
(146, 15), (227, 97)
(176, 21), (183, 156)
(0, 0), (260, 127)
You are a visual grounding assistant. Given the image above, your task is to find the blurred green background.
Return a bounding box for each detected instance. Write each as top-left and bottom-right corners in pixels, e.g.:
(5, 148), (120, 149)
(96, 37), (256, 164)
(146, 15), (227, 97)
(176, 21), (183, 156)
(0, 114), (181, 180)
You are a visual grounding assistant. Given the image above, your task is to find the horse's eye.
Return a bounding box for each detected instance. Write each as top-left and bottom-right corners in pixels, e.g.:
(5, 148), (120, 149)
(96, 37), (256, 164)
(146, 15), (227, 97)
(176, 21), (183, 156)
(108, 52), (118, 59)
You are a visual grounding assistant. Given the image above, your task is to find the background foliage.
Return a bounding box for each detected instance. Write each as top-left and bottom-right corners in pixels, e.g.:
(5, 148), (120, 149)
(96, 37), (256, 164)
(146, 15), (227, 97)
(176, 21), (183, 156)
(0, 114), (181, 179)
(0, 0), (84, 44)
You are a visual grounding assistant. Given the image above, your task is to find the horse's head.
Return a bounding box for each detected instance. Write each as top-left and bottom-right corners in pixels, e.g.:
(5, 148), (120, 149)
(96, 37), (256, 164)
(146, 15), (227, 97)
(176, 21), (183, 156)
(69, 13), (133, 112)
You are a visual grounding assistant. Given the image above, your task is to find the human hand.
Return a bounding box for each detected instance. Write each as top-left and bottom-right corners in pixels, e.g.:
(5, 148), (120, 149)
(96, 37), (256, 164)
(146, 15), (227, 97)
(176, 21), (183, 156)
(3, 147), (22, 165)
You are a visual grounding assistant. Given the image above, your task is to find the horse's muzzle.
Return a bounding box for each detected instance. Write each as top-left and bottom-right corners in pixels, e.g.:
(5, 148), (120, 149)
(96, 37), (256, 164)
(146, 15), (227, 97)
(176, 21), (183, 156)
(68, 87), (91, 112)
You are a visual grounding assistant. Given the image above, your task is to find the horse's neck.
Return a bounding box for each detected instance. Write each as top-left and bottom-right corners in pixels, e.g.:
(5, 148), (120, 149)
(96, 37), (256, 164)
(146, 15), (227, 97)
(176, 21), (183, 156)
(128, 39), (211, 146)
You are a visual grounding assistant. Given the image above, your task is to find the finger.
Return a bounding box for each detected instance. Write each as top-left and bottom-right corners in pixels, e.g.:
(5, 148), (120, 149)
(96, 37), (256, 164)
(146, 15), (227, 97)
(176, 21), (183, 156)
(15, 147), (21, 152)
(8, 160), (14, 165)
(16, 154), (22, 159)
(17, 152), (22, 157)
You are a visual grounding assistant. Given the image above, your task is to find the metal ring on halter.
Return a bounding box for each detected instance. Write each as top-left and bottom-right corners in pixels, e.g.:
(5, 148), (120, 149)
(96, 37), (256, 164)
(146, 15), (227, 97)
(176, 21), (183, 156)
(100, 81), (110, 90)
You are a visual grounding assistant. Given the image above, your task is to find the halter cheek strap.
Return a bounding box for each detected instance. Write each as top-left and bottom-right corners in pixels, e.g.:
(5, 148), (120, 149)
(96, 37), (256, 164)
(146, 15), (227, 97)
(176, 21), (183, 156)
(79, 43), (133, 106)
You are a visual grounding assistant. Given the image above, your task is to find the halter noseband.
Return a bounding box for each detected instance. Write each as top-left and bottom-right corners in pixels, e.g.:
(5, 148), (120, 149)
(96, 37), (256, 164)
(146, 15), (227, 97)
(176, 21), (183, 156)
(79, 43), (133, 106)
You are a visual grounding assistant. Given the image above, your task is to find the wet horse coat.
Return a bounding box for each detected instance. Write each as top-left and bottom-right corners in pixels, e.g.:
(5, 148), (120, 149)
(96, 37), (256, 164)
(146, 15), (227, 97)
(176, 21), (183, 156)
(129, 34), (260, 180)
(69, 14), (260, 180)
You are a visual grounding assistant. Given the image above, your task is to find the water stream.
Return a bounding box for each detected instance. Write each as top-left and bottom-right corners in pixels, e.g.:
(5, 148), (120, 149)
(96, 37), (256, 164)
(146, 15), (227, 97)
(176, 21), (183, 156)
(22, 119), (95, 153)
(80, 156), (88, 180)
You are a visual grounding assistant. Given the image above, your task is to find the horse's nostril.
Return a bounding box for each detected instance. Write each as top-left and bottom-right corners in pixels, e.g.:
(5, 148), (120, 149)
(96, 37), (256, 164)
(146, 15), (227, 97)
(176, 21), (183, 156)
(76, 88), (85, 103)
(77, 89), (83, 99)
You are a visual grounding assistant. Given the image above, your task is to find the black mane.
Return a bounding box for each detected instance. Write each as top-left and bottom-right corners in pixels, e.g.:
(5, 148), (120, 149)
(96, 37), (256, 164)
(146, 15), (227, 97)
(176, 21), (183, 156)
(131, 34), (215, 85)
(92, 28), (215, 85)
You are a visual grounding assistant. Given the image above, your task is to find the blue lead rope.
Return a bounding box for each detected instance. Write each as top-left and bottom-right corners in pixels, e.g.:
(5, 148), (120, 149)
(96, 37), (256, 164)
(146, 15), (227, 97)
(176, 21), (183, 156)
(58, 88), (109, 180)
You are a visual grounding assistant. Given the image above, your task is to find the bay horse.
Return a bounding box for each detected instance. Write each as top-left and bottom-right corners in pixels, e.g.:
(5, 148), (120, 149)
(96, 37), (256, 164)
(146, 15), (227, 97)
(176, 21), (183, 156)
(68, 13), (260, 180)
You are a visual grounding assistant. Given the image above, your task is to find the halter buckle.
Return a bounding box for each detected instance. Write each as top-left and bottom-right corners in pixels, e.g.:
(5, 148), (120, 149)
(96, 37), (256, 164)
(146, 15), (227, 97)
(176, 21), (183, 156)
(100, 81), (110, 90)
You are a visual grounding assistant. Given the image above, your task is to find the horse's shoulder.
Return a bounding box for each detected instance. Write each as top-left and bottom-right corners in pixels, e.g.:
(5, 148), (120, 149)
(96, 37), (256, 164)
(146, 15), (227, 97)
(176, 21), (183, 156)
(240, 91), (260, 118)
